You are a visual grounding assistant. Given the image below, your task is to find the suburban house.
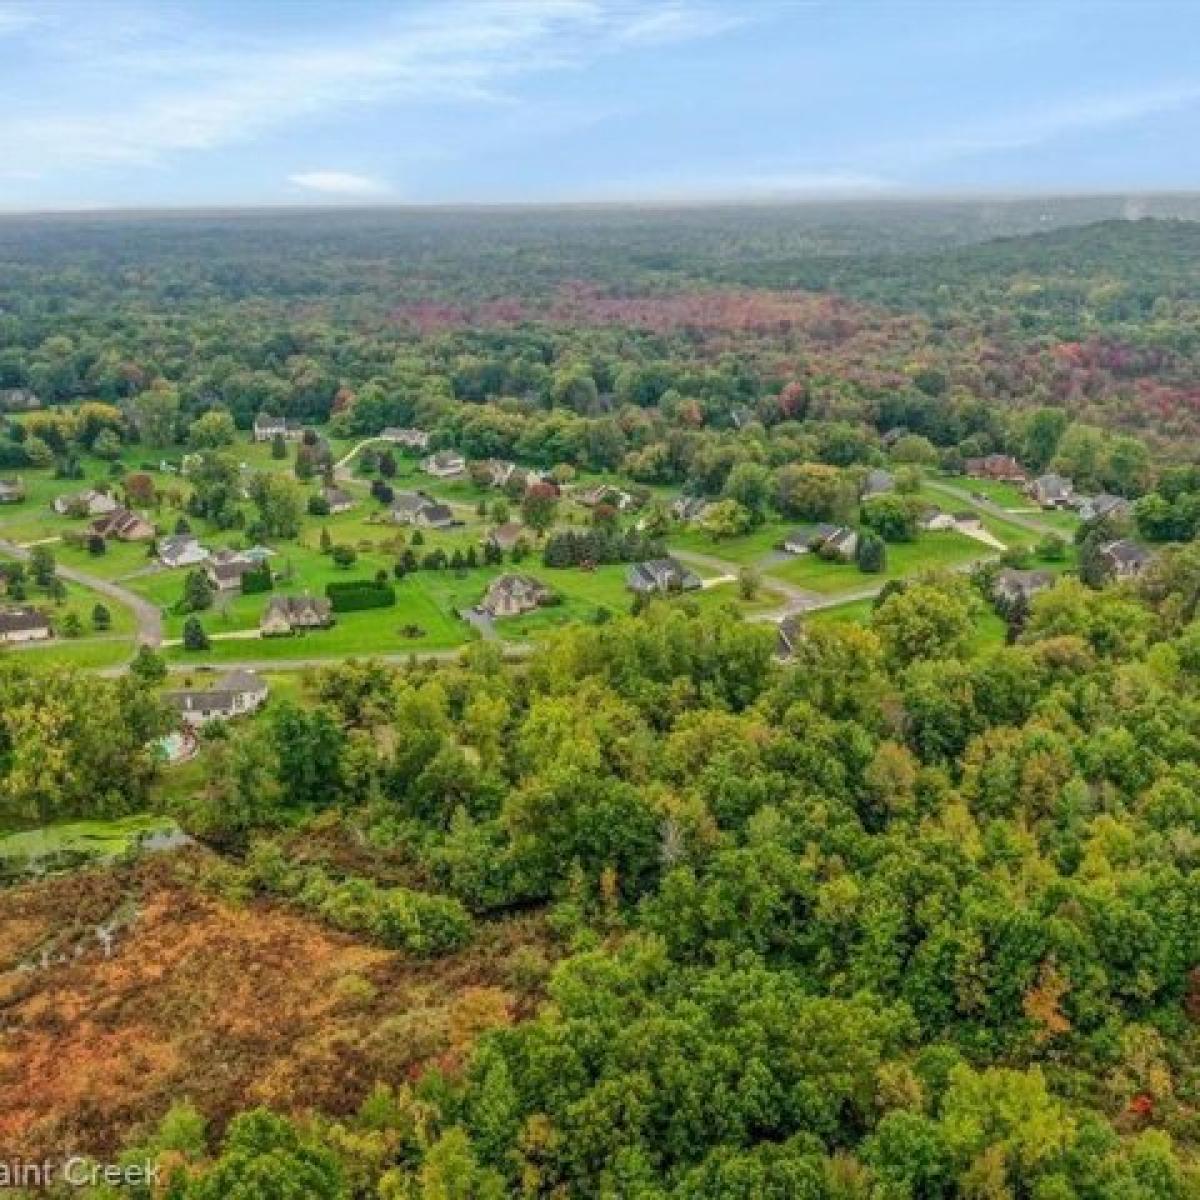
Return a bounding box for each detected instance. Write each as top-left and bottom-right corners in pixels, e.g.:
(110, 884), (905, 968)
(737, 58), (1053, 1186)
(992, 568), (1055, 608)
(0, 607), (52, 644)
(1100, 539), (1153, 579)
(423, 450), (466, 477)
(322, 486), (355, 514)
(861, 468), (895, 498)
(918, 505), (958, 532)
(54, 488), (118, 518)
(205, 551), (256, 592)
(415, 502), (455, 529)
(261, 594), (334, 635)
(627, 557), (703, 595)
(165, 670), (269, 726)
(1028, 473), (1074, 509)
(775, 614), (803, 660)
(783, 524), (838, 555)
(0, 387), (41, 412)
(486, 522), (526, 552)
(158, 534), (209, 568)
(965, 454), (1027, 482)
(820, 527), (859, 562)
(671, 496), (710, 522)
(0, 478), (25, 504)
(477, 459), (520, 488)
(388, 490), (454, 529)
(576, 484), (634, 511)
(253, 412), (302, 442)
(479, 573), (552, 617)
(90, 507), (154, 542)
(379, 427), (429, 450)
(1077, 494), (1131, 523)
(390, 491), (434, 524)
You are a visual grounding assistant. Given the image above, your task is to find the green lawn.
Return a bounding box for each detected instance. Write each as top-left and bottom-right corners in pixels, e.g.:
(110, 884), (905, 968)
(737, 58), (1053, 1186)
(0, 551), (139, 669)
(937, 476), (1081, 535)
(766, 531), (989, 594)
(669, 521), (793, 564)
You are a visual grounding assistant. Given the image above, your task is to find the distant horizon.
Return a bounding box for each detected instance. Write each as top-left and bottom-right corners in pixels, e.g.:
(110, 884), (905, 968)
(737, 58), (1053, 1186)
(4, 188), (1200, 221)
(1, 1), (1197, 211)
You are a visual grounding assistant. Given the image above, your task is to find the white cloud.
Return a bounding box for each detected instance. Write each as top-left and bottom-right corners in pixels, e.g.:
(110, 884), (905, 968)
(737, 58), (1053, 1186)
(0, 1), (742, 175)
(289, 171), (390, 197)
(613, 2), (747, 46)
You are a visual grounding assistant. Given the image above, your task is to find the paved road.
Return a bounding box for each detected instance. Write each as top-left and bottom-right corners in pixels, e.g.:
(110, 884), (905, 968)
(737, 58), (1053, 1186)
(0, 537), (163, 648)
(91, 640), (539, 678)
(671, 548), (823, 608)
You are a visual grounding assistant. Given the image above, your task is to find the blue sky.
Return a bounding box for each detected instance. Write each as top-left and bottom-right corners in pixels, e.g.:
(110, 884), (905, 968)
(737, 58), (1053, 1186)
(0, 0), (1197, 210)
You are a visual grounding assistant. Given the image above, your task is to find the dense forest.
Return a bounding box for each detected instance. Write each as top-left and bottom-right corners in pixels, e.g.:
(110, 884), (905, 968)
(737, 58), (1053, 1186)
(3, 204), (1200, 1196)
(7, 579), (1200, 1196)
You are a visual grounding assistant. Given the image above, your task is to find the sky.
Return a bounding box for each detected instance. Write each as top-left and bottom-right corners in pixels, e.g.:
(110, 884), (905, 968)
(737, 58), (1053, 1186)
(0, 0), (1197, 210)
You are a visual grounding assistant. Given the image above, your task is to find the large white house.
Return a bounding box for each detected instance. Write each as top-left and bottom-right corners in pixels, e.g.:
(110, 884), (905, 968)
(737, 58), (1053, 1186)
(165, 670), (269, 726)
(423, 450), (466, 478)
(0, 607), (52, 644)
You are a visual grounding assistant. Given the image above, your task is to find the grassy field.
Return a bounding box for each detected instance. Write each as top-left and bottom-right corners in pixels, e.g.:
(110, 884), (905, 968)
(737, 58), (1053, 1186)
(669, 520), (792, 564)
(942, 476), (1081, 535)
(0, 550), (139, 669)
(766, 530), (988, 594)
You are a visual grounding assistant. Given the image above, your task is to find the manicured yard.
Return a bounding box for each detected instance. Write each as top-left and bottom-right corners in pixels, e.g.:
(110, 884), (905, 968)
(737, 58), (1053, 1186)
(766, 531), (989, 594)
(937, 476), (1080, 535)
(0, 551), (139, 669)
(669, 520), (793, 564)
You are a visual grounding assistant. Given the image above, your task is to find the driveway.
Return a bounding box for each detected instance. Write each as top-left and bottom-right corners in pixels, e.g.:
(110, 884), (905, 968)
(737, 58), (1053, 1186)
(0, 537), (163, 647)
(460, 607), (498, 640)
(925, 479), (1059, 537)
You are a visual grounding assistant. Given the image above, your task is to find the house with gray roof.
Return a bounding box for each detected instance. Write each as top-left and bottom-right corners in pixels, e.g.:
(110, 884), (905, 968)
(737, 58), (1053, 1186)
(1028, 473), (1074, 509)
(158, 534), (209, 569)
(253, 412), (302, 442)
(1100, 539), (1153, 579)
(783, 524), (838, 555)
(322, 485), (355, 514)
(1077, 494), (1131, 523)
(627, 557), (703, 595)
(0, 478), (25, 504)
(260, 594), (334, 635)
(54, 488), (118, 518)
(486, 522), (526, 552)
(479, 573), (552, 617)
(165, 670), (269, 726)
(423, 450), (466, 477)
(992, 568), (1055, 608)
(0, 607), (51, 643)
(379, 427), (429, 449)
(205, 550), (257, 592)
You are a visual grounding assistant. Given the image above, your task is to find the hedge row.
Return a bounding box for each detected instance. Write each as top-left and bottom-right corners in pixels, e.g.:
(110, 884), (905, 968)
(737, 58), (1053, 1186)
(324, 579), (396, 612)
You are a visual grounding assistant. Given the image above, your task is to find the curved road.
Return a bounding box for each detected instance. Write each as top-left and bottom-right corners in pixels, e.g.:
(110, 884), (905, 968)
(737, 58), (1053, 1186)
(0, 537), (163, 647)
